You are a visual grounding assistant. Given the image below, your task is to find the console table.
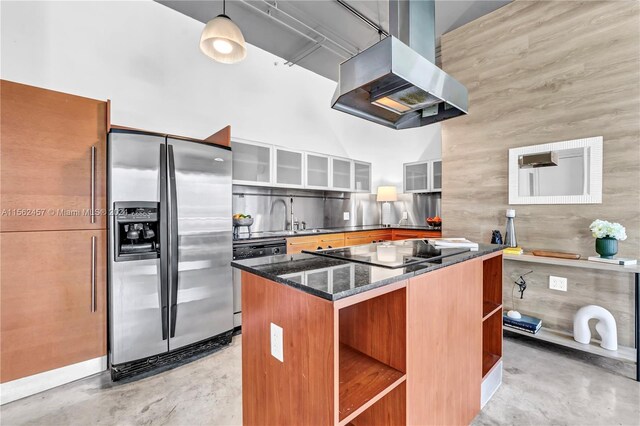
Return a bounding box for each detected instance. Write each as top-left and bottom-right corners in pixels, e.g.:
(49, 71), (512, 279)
(504, 254), (639, 381)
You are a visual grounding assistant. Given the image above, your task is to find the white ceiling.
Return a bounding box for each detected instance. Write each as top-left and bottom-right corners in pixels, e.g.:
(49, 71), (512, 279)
(158, 0), (511, 81)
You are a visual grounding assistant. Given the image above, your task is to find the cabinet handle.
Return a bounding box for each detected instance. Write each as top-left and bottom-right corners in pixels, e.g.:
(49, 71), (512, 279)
(90, 146), (96, 224)
(91, 236), (97, 313)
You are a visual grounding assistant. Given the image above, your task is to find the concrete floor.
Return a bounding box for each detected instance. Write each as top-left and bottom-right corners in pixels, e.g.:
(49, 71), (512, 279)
(1, 335), (638, 426)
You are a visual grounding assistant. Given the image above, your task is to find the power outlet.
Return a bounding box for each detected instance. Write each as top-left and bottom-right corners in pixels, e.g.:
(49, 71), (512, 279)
(343, 212), (350, 221)
(549, 276), (568, 291)
(270, 322), (284, 362)
(402, 211), (408, 220)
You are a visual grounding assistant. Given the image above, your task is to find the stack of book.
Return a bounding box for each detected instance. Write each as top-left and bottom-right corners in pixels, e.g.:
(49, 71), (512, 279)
(503, 247), (523, 255)
(503, 313), (542, 334)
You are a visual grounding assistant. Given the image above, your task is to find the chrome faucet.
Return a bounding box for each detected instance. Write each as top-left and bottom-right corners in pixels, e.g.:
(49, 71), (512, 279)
(290, 197), (294, 231)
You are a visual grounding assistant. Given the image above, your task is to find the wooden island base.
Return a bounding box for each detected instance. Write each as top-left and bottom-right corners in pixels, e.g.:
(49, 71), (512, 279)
(241, 251), (503, 425)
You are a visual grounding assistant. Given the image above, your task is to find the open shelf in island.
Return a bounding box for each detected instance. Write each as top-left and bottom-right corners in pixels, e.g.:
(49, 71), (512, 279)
(338, 344), (406, 424)
(482, 253), (503, 378)
(338, 286), (407, 425)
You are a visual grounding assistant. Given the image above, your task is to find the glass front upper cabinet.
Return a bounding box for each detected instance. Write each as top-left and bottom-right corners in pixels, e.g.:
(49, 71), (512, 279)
(331, 157), (353, 191)
(231, 140), (272, 185)
(431, 160), (442, 192)
(305, 153), (330, 189)
(274, 148), (304, 187)
(353, 161), (371, 193)
(404, 161), (430, 193)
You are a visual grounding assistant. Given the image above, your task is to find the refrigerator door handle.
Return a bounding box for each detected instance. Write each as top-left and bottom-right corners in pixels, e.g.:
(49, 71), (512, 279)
(159, 145), (169, 341)
(168, 144), (179, 338)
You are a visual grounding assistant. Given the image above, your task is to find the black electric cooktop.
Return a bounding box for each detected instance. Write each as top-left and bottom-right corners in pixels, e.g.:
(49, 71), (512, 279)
(303, 239), (469, 269)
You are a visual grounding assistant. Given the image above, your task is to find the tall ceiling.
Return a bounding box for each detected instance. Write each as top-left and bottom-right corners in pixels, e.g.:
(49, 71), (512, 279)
(158, 0), (511, 81)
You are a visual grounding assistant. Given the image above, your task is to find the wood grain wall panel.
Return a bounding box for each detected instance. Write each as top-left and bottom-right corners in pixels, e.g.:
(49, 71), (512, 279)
(339, 288), (406, 372)
(406, 259), (482, 425)
(0, 80), (107, 231)
(0, 230), (107, 383)
(241, 271), (334, 425)
(441, 1), (639, 346)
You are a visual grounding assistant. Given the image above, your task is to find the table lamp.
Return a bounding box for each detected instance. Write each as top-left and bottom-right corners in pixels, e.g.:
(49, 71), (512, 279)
(376, 186), (397, 226)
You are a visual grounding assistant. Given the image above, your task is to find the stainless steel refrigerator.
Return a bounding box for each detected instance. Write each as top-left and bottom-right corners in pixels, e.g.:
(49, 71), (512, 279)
(108, 129), (233, 380)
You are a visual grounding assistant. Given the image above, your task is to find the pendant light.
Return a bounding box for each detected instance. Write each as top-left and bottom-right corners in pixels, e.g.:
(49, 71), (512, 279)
(199, 0), (247, 64)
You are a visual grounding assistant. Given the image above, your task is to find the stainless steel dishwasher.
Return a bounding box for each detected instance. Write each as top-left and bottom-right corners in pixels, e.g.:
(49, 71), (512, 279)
(232, 238), (287, 327)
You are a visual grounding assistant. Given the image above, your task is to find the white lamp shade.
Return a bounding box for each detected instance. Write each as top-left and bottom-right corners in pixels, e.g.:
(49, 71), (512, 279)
(376, 186), (398, 202)
(200, 15), (247, 64)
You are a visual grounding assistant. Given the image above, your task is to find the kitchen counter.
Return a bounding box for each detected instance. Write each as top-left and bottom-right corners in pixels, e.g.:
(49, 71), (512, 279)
(232, 224), (441, 242)
(237, 239), (504, 425)
(231, 242), (502, 300)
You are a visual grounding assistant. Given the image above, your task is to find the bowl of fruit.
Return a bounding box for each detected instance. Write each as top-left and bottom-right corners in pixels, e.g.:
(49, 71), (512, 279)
(426, 216), (442, 227)
(233, 213), (254, 227)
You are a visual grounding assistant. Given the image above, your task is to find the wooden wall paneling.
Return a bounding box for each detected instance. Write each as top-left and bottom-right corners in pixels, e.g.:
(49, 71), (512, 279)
(440, 1), (640, 346)
(204, 125), (231, 147)
(241, 271), (334, 425)
(406, 259), (482, 425)
(0, 80), (108, 231)
(0, 230), (107, 383)
(339, 288), (406, 372)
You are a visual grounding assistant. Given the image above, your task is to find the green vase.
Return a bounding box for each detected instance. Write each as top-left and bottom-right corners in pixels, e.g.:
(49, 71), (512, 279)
(595, 237), (618, 259)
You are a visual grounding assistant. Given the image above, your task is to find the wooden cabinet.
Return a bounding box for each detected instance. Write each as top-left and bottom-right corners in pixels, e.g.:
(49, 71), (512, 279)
(318, 233), (345, 249)
(287, 233), (346, 254)
(241, 253), (500, 425)
(288, 229), (442, 254)
(406, 258), (483, 425)
(0, 81), (108, 389)
(0, 230), (107, 383)
(287, 235), (322, 254)
(344, 230), (392, 247)
(0, 80), (107, 232)
(392, 229), (441, 240)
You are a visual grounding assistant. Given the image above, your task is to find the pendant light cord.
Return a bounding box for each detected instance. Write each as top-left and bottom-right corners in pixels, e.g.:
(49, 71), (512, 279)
(223, 0), (226, 15)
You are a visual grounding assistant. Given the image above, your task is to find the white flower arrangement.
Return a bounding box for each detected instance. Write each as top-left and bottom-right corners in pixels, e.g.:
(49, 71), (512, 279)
(589, 220), (627, 241)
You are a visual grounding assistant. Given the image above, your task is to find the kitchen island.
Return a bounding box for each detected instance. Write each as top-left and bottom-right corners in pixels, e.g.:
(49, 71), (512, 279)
(232, 240), (504, 425)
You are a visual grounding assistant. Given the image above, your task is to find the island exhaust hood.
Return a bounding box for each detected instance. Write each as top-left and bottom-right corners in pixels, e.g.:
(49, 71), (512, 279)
(331, 0), (468, 130)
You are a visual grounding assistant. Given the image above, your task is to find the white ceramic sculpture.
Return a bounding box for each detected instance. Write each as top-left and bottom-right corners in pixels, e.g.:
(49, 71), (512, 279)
(573, 305), (618, 351)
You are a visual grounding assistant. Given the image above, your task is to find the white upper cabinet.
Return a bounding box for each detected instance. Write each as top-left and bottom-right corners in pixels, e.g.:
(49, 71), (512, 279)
(353, 161), (372, 193)
(331, 157), (353, 191)
(403, 159), (442, 193)
(305, 153), (330, 189)
(274, 148), (304, 187)
(231, 140), (272, 186)
(431, 160), (442, 192)
(231, 139), (371, 192)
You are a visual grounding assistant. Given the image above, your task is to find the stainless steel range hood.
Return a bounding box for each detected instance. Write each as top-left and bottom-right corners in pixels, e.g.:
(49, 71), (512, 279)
(331, 0), (468, 130)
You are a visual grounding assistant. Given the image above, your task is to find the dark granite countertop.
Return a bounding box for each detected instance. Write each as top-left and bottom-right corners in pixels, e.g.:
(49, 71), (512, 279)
(232, 224), (441, 243)
(231, 242), (503, 301)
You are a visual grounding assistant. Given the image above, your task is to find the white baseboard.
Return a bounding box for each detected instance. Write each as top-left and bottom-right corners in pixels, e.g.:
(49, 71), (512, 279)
(0, 356), (107, 405)
(481, 360), (502, 408)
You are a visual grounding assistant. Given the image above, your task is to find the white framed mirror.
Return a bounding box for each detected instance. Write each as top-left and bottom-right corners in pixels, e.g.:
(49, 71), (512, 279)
(509, 136), (603, 204)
